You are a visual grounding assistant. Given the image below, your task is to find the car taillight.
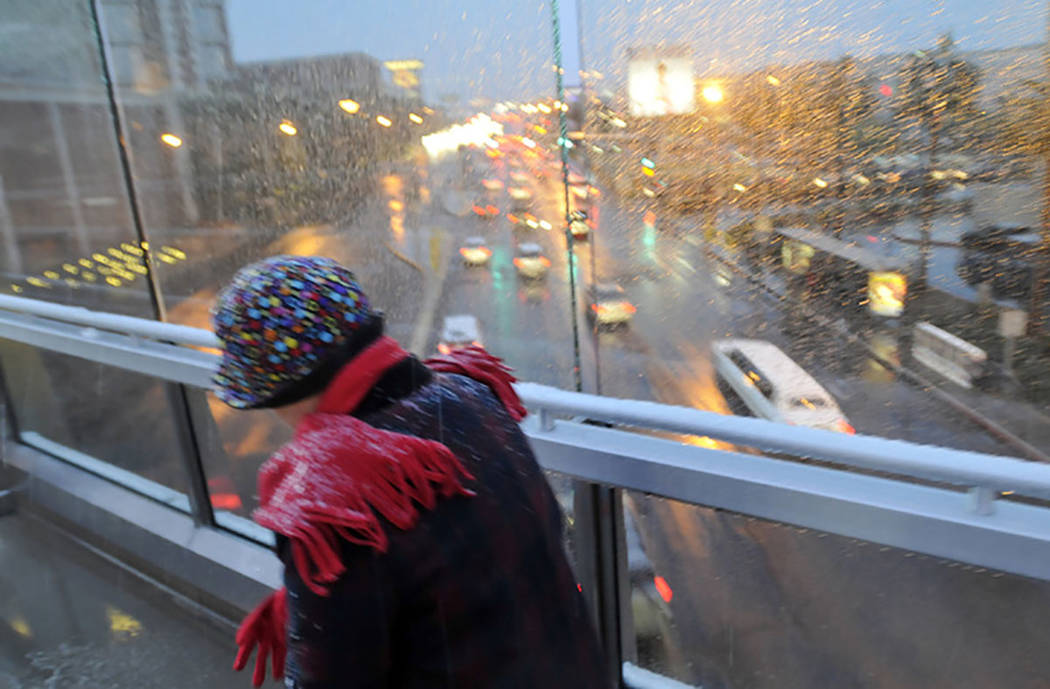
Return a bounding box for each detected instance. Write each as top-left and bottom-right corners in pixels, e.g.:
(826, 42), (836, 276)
(624, 302), (637, 314)
(472, 205), (485, 215)
(591, 304), (606, 314)
(513, 258), (523, 269)
(540, 257), (551, 267)
(507, 213), (520, 224)
(836, 419), (856, 435)
(654, 576), (673, 603)
(486, 205), (499, 215)
(471, 341), (481, 348)
(437, 343), (451, 355)
(210, 493), (243, 511)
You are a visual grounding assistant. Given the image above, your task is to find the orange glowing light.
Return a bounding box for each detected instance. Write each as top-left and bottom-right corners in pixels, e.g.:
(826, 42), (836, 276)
(654, 576), (673, 603)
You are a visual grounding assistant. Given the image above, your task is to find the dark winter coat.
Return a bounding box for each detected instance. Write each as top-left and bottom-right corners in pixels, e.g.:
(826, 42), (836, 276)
(278, 356), (610, 689)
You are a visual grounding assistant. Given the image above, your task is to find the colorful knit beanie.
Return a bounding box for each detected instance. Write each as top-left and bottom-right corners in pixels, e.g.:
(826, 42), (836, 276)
(212, 255), (372, 409)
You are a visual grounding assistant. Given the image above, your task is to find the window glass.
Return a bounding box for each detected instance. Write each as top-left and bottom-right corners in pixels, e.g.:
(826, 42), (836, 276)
(624, 490), (1050, 687)
(192, 5), (225, 43)
(0, 342), (190, 504)
(104, 3), (143, 44)
(0, 1), (153, 317)
(574, 0), (1050, 457)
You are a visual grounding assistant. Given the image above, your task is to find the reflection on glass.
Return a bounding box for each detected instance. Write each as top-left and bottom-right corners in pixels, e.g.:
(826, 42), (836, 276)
(0, 342), (189, 501)
(625, 490), (1050, 688)
(0, 1), (151, 316)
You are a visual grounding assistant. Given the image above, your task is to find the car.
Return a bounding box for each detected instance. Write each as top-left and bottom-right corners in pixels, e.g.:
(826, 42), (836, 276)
(459, 236), (492, 266)
(624, 504), (673, 643)
(569, 211), (591, 240)
(711, 338), (854, 433)
(471, 203), (500, 219)
(586, 283), (635, 327)
(509, 170), (532, 186)
(507, 186), (533, 213)
(508, 212), (544, 233)
(513, 242), (550, 279)
(437, 315), (482, 355)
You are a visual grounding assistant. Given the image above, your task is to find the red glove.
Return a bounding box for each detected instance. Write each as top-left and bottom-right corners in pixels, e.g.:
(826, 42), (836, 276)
(233, 587), (288, 687)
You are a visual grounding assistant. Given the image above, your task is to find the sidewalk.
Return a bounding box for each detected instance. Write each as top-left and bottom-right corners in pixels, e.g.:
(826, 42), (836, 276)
(0, 511), (245, 689)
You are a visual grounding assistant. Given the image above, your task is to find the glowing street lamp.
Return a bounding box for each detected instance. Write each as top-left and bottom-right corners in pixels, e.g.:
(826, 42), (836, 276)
(702, 84), (725, 104)
(278, 120), (297, 136)
(160, 133), (183, 148)
(338, 99), (360, 114)
(408, 113), (424, 124)
(376, 115), (393, 127)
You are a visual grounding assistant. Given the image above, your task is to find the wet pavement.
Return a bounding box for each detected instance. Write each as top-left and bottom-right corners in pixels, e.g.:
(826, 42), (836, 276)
(0, 512), (257, 688)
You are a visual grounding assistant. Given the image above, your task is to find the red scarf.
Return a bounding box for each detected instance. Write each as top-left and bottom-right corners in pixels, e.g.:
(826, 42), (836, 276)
(252, 336), (525, 596)
(236, 338), (526, 685)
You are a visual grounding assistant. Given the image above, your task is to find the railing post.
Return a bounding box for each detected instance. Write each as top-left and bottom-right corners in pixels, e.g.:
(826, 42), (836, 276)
(970, 485), (997, 516)
(574, 480), (626, 687)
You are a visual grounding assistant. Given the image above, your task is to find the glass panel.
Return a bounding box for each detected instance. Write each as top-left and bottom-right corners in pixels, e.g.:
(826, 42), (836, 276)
(564, 0), (1050, 459)
(624, 490), (1050, 687)
(0, 341), (190, 502)
(191, 389), (290, 520)
(0, 1), (155, 318)
(192, 5), (225, 43)
(104, 3), (143, 44)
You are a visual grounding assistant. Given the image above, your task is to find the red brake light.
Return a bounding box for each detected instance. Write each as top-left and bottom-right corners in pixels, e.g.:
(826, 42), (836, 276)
(486, 205), (499, 215)
(513, 258), (523, 269)
(472, 205), (485, 215)
(654, 576), (673, 603)
(210, 493), (243, 511)
(837, 419), (856, 435)
(507, 213), (520, 224)
(438, 343), (451, 355)
(624, 302), (637, 314)
(540, 257), (551, 267)
(471, 340), (481, 348)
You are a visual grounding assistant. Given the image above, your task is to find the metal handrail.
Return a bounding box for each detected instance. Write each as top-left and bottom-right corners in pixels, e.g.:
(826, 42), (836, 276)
(2, 294), (1050, 502)
(515, 382), (1050, 498)
(0, 294), (220, 349)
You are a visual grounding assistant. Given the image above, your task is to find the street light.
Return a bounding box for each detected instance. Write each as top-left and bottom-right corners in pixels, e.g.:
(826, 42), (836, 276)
(278, 120), (297, 136)
(376, 115), (393, 127)
(338, 99), (360, 114)
(160, 133), (183, 148)
(702, 84), (725, 104)
(409, 113), (424, 124)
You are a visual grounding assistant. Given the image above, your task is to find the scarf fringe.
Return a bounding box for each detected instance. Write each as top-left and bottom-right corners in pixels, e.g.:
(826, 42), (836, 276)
(255, 417), (475, 596)
(253, 342), (518, 597)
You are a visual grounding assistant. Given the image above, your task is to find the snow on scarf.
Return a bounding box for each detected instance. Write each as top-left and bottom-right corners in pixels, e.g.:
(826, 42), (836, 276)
(252, 336), (525, 596)
(235, 338), (526, 685)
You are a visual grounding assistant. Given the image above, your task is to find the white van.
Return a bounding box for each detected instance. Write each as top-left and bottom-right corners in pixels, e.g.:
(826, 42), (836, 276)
(711, 339), (854, 434)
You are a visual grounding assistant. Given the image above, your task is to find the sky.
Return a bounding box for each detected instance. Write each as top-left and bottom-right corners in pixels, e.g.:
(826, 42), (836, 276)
(226, 0), (1045, 102)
